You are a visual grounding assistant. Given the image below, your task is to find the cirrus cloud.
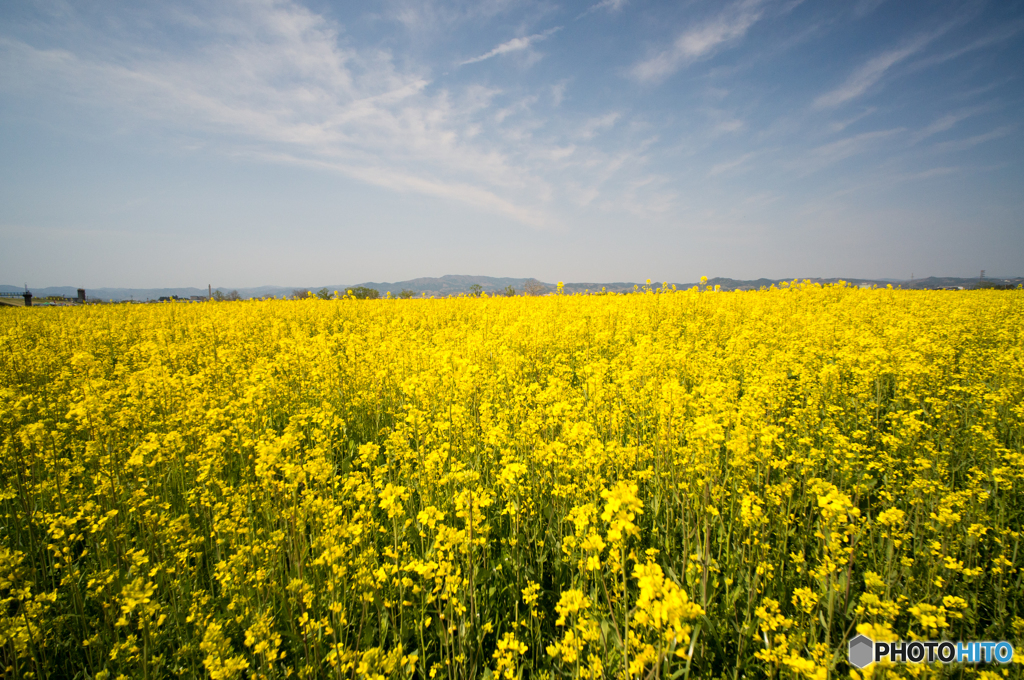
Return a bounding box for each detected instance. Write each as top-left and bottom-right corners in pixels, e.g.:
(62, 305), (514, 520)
(631, 0), (768, 83)
(459, 27), (561, 66)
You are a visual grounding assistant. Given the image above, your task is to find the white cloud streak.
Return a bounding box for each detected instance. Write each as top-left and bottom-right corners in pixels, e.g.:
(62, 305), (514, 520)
(244, 150), (551, 226)
(577, 0), (629, 20)
(909, 106), (990, 145)
(853, 0), (889, 19)
(791, 128), (903, 173)
(709, 152), (756, 176)
(908, 20), (1024, 71)
(459, 27), (561, 66)
(828, 107), (877, 133)
(576, 112), (620, 140)
(815, 42), (926, 108)
(931, 125), (1014, 154)
(814, 22), (958, 109)
(631, 0), (767, 83)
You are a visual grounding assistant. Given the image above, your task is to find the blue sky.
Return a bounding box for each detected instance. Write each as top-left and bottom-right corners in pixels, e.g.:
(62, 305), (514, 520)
(1, 0), (1021, 287)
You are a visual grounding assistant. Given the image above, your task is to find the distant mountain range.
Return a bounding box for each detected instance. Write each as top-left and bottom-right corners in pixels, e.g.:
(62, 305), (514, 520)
(2, 274), (1021, 301)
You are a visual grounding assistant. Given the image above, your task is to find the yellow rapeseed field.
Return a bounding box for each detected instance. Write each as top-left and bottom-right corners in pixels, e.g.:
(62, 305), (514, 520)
(1, 282), (1022, 679)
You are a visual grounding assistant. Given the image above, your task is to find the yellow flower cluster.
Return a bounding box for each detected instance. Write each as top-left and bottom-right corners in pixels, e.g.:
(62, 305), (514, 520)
(1, 282), (1022, 678)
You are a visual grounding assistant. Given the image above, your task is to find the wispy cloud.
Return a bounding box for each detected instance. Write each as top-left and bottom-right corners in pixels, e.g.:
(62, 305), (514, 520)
(631, 0), (767, 83)
(931, 125), (1014, 153)
(813, 24), (956, 109)
(494, 95), (538, 124)
(792, 128), (903, 172)
(599, 174), (678, 218)
(459, 27), (561, 66)
(853, 0), (890, 19)
(256, 151), (552, 226)
(709, 152), (757, 176)
(577, 0), (629, 20)
(893, 166), (959, 182)
(576, 112), (621, 140)
(828, 107), (877, 133)
(713, 118), (745, 134)
(909, 106), (990, 144)
(529, 145), (576, 162)
(952, 77), (1015, 101)
(550, 81), (567, 107)
(908, 21), (1024, 71)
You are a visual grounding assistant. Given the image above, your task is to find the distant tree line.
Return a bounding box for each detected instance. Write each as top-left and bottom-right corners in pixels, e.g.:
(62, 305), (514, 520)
(348, 287), (380, 299)
(212, 290), (241, 301)
(274, 280), (556, 300)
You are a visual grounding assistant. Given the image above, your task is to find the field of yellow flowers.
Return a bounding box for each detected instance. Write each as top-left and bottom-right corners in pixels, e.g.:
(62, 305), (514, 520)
(1, 282), (1022, 679)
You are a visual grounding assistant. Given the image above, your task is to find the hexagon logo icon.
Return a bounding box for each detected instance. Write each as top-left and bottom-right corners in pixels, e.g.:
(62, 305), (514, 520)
(848, 634), (874, 669)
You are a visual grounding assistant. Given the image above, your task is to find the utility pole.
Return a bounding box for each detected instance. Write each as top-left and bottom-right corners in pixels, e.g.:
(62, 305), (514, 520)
(208, 284), (212, 301)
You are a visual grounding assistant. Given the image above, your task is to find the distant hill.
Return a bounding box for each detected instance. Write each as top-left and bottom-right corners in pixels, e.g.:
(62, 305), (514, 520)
(345, 275), (541, 296)
(320, 275), (1022, 295)
(3, 275), (1020, 301)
